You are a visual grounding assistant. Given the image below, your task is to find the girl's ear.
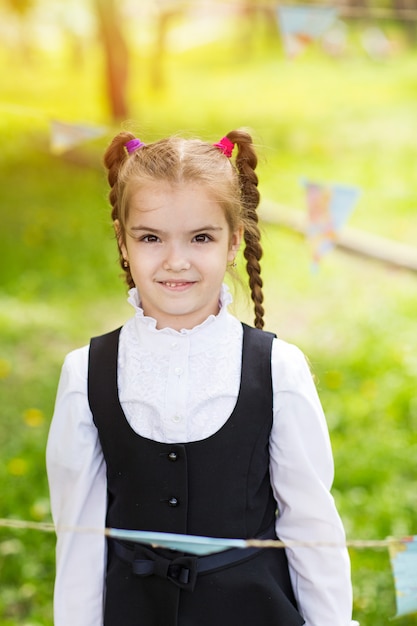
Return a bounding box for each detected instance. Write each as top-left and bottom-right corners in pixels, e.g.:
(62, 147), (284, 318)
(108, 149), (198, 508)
(228, 225), (244, 263)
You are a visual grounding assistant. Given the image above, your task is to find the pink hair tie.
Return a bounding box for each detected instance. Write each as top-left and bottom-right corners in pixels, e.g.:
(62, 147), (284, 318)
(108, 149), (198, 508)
(125, 138), (146, 154)
(213, 136), (234, 158)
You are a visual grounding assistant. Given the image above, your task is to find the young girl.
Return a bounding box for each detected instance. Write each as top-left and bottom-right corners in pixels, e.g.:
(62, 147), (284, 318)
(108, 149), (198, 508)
(47, 129), (357, 626)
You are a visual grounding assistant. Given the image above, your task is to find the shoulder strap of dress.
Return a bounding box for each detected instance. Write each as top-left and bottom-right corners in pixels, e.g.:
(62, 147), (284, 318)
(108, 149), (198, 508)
(88, 327), (122, 424)
(241, 322), (276, 342)
(240, 323), (276, 395)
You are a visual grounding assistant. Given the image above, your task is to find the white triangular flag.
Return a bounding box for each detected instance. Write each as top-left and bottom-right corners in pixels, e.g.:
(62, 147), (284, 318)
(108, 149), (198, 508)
(50, 120), (107, 155)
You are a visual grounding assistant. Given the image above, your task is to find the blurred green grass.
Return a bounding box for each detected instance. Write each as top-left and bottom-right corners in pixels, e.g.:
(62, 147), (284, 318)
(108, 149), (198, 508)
(1, 15), (417, 625)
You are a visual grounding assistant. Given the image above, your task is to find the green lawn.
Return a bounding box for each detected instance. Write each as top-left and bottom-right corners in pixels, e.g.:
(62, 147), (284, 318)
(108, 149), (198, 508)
(1, 13), (417, 625)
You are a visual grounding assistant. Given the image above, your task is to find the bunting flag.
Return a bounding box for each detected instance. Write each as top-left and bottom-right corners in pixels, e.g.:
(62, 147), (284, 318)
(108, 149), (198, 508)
(50, 120), (107, 155)
(277, 5), (338, 58)
(389, 536), (417, 618)
(108, 527), (247, 556)
(302, 179), (360, 268)
(361, 26), (393, 61)
(321, 20), (348, 57)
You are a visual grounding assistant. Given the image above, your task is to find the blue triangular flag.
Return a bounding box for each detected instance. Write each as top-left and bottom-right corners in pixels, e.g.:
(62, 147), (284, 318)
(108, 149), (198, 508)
(389, 536), (417, 618)
(277, 5), (338, 57)
(108, 527), (247, 556)
(302, 179), (360, 267)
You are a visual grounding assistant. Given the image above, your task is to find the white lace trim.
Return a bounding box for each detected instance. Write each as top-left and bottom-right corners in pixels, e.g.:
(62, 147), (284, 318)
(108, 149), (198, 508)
(118, 284), (242, 443)
(126, 283), (233, 335)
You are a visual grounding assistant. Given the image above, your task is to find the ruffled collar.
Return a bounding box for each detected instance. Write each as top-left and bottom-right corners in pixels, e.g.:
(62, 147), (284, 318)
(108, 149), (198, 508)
(127, 283), (233, 337)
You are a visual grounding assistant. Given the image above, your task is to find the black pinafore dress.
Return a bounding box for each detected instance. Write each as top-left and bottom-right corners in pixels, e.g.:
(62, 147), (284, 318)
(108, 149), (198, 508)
(88, 323), (304, 626)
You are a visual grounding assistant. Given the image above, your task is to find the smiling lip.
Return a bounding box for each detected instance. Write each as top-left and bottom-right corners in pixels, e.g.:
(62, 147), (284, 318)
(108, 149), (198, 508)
(158, 280), (196, 290)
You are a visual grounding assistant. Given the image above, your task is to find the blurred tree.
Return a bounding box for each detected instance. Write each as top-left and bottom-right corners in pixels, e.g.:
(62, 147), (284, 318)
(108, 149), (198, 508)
(94, 0), (129, 121)
(5, 0), (33, 13)
(152, 0), (184, 91)
(344, 0), (368, 7)
(241, 0), (280, 38)
(232, 0), (280, 58)
(4, 0), (34, 60)
(393, 0), (416, 43)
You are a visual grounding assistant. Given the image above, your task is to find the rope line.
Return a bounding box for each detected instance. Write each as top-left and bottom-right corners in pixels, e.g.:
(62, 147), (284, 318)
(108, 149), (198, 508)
(0, 518), (410, 550)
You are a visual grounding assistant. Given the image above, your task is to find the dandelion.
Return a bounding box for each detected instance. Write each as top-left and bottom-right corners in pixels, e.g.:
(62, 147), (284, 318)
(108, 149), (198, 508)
(0, 358), (11, 379)
(0, 538), (23, 556)
(23, 408), (44, 427)
(324, 370), (343, 389)
(30, 498), (51, 520)
(7, 457), (28, 476)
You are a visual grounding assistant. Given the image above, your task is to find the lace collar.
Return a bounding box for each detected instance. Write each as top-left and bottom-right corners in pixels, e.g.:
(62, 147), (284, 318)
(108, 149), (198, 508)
(126, 283), (235, 347)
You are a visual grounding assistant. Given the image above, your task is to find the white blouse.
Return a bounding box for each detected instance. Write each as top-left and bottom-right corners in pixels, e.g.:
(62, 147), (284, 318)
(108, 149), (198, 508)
(46, 285), (357, 626)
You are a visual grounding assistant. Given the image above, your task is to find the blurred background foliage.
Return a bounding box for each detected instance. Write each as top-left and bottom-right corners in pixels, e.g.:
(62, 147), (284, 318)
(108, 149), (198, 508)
(0, 0), (416, 624)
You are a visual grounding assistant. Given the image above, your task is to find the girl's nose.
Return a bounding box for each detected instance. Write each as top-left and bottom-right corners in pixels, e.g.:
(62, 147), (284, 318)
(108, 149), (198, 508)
(163, 246), (191, 272)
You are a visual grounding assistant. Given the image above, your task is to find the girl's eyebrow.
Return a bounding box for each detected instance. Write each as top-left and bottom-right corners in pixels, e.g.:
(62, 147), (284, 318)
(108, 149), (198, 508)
(130, 225), (163, 233)
(129, 225), (224, 234)
(190, 225), (224, 234)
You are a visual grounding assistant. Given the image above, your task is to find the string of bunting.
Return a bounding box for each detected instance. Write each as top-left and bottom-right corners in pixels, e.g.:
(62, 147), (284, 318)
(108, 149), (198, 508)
(246, 2), (417, 20)
(146, 1), (417, 22)
(0, 516), (402, 547)
(274, 4), (404, 59)
(0, 517), (416, 617)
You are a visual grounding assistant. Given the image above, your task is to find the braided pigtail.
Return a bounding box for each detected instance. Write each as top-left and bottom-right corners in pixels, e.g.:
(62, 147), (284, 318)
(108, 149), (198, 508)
(103, 131), (136, 288)
(226, 130), (264, 329)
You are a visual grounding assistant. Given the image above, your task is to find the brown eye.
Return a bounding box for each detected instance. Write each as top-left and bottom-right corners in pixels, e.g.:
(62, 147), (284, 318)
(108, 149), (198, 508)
(193, 234), (212, 243)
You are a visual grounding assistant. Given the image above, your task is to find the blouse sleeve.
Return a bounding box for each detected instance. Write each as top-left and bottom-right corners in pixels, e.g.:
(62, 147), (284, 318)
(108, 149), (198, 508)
(46, 346), (107, 626)
(269, 339), (357, 626)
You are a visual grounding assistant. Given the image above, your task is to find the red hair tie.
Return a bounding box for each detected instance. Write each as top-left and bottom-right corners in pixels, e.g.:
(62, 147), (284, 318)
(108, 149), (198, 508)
(213, 136), (234, 158)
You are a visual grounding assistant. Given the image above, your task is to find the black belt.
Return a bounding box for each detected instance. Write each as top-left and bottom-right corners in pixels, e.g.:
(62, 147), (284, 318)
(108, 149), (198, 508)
(112, 525), (276, 592)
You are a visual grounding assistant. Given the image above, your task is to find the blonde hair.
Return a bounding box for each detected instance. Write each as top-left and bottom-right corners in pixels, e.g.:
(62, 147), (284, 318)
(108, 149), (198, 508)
(103, 129), (265, 328)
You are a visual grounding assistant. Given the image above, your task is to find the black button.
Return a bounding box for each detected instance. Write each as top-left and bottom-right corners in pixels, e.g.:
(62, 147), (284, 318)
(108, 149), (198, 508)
(168, 497), (179, 507)
(168, 452), (178, 462)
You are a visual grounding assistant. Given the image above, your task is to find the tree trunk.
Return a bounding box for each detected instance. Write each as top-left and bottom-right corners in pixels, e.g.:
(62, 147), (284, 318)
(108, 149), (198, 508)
(95, 0), (129, 121)
(393, 0), (416, 44)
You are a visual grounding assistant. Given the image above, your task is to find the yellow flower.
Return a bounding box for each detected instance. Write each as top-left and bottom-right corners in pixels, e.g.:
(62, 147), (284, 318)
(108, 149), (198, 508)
(23, 408), (44, 427)
(324, 370), (343, 389)
(0, 358), (11, 379)
(7, 457), (28, 476)
(30, 499), (51, 520)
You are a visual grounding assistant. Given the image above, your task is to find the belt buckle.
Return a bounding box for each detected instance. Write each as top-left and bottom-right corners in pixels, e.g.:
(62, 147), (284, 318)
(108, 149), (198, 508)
(167, 555), (198, 591)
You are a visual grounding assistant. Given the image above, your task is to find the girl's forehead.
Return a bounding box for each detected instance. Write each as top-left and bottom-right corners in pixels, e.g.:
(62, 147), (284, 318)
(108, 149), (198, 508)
(128, 182), (226, 218)
(129, 179), (213, 198)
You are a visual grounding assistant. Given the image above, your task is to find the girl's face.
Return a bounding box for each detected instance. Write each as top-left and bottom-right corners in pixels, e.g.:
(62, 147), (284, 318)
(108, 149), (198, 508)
(116, 182), (242, 331)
